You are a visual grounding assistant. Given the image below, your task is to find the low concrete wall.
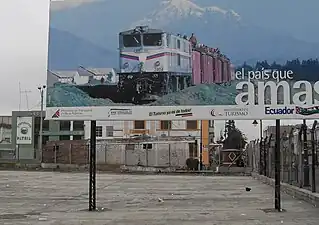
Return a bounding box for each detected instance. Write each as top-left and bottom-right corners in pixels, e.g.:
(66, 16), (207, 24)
(251, 172), (319, 207)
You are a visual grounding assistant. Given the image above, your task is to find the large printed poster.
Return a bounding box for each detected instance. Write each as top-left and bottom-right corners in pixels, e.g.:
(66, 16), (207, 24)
(46, 0), (319, 120)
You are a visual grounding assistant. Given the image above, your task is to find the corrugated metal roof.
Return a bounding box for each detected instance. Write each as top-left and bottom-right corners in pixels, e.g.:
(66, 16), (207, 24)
(84, 68), (115, 75)
(50, 70), (78, 78)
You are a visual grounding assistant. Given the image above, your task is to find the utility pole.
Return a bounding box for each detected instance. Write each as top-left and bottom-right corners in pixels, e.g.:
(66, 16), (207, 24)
(38, 85), (46, 162)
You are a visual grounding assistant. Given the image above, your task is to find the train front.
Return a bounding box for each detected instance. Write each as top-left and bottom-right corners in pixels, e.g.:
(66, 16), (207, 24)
(118, 26), (168, 104)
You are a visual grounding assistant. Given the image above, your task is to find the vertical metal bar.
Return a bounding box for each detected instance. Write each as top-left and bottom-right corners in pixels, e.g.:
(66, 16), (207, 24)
(259, 138), (263, 175)
(303, 119), (310, 187)
(311, 121), (317, 193)
(39, 89), (44, 162)
(168, 121), (171, 167)
(89, 120), (96, 211)
(275, 119), (281, 211)
(263, 137), (268, 176)
(54, 145), (57, 164)
(288, 130), (293, 185)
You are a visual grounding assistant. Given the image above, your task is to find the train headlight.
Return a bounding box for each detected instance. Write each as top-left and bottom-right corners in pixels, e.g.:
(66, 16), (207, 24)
(123, 62), (129, 69)
(154, 61), (160, 68)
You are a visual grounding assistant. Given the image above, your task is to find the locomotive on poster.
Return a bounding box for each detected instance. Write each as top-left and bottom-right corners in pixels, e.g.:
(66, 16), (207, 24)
(117, 26), (234, 102)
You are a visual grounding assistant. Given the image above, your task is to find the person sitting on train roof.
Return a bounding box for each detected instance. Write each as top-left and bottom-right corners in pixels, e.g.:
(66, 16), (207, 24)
(189, 33), (197, 47)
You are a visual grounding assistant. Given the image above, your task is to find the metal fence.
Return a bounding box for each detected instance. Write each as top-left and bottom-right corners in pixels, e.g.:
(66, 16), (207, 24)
(96, 141), (189, 168)
(42, 139), (192, 169)
(246, 123), (319, 193)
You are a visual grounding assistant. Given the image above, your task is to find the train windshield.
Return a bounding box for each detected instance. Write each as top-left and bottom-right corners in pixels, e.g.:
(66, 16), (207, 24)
(143, 33), (163, 46)
(122, 34), (141, 47)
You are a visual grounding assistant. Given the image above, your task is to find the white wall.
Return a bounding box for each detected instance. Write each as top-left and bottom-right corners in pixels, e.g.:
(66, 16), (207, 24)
(74, 74), (90, 85)
(0, 127), (11, 142)
(84, 121), (125, 140)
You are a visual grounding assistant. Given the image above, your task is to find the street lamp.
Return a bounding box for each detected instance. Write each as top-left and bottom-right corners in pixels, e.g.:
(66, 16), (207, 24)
(38, 85), (46, 162)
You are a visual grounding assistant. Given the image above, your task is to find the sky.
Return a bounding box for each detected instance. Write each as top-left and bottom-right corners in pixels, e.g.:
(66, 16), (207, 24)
(0, 0), (314, 141)
(0, 0), (49, 115)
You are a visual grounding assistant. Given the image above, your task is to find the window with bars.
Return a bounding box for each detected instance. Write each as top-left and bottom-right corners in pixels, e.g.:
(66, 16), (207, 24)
(134, 121), (145, 129)
(160, 120), (172, 130)
(96, 126), (103, 137)
(60, 121), (70, 131)
(186, 120), (197, 129)
(188, 143), (197, 158)
(106, 126), (114, 137)
(59, 135), (70, 140)
(73, 121), (84, 130)
(143, 144), (152, 149)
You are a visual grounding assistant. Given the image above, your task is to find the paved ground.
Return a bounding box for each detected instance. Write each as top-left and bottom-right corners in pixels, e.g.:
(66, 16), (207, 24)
(0, 171), (318, 225)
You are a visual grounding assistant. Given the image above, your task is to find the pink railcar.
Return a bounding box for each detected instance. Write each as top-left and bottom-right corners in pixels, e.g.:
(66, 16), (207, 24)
(215, 58), (223, 83)
(208, 55), (214, 83)
(221, 59), (228, 83)
(200, 53), (209, 84)
(226, 62), (231, 82)
(191, 50), (201, 85)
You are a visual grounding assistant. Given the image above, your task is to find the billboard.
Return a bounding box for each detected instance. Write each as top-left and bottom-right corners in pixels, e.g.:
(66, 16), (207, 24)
(46, 0), (319, 121)
(16, 117), (33, 144)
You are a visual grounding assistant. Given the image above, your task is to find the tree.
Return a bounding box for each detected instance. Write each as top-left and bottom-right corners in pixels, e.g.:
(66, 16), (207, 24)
(236, 57), (319, 81)
(223, 120), (247, 149)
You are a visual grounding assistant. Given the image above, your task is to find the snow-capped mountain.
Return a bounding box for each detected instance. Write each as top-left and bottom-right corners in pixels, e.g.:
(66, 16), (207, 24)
(132, 0), (241, 27)
(48, 0), (319, 69)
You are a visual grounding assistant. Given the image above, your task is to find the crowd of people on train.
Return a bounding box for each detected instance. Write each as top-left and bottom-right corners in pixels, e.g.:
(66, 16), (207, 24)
(186, 33), (229, 61)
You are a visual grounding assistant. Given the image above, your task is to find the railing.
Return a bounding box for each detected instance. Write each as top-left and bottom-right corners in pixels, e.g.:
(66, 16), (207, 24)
(246, 124), (319, 193)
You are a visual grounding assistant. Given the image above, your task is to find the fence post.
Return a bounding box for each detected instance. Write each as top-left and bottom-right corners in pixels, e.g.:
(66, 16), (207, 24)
(168, 143), (171, 167)
(263, 137), (268, 176)
(69, 143), (72, 164)
(298, 128), (303, 187)
(311, 120), (317, 193)
(104, 144), (107, 164)
(146, 147), (148, 167)
(54, 144), (57, 164)
(259, 139), (263, 175)
(303, 120), (310, 187)
(274, 119), (281, 211)
(288, 130), (293, 184)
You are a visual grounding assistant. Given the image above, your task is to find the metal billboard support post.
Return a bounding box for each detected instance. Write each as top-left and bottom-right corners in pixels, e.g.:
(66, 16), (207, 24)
(37, 85), (46, 162)
(89, 120), (97, 211)
(311, 120), (317, 193)
(275, 119), (281, 211)
(303, 119), (310, 187)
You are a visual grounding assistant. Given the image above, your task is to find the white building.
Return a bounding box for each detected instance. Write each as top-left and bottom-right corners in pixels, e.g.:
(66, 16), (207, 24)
(83, 67), (119, 84)
(84, 120), (202, 140)
(83, 120), (210, 168)
(0, 116), (12, 143)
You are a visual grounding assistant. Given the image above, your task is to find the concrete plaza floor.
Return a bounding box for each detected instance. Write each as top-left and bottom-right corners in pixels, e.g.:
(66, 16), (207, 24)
(0, 171), (318, 224)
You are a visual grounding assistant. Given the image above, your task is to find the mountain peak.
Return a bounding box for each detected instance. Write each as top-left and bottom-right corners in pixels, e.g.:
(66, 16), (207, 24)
(132, 0), (241, 28)
(161, 0), (204, 16)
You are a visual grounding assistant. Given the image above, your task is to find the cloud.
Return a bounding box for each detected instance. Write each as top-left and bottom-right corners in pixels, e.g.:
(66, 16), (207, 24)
(50, 0), (99, 11)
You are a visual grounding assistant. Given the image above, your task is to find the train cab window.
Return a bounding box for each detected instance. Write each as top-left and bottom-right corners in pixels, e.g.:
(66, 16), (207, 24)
(143, 33), (163, 46)
(123, 34), (141, 47)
